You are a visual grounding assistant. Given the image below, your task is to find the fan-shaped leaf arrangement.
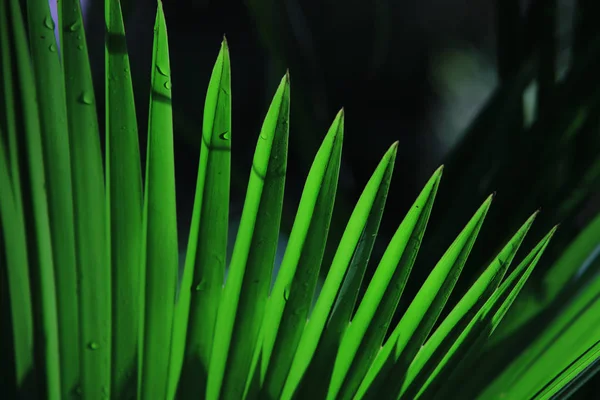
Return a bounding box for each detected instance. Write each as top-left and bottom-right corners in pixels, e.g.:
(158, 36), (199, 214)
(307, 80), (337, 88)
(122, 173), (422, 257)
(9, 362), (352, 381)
(0, 1), (564, 399)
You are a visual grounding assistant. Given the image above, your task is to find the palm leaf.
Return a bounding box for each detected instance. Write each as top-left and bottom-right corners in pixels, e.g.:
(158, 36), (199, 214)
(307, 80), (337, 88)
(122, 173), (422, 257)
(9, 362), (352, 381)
(283, 141), (406, 399)
(294, 143), (400, 399)
(170, 35), (232, 399)
(478, 249), (600, 399)
(532, 337), (600, 399)
(421, 226), (558, 399)
(138, 4), (178, 399)
(207, 72), (290, 399)
(61, 0), (111, 396)
(400, 211), (540, 399)
(357, 194), (494, 399)
(0, 1), (592, 399)
(258, 109), (344, 399)
(323, 166), (442, 400)
(2, 0), (60, 398)
(0, 5), (37, 398)
(105, 0), (143, 395)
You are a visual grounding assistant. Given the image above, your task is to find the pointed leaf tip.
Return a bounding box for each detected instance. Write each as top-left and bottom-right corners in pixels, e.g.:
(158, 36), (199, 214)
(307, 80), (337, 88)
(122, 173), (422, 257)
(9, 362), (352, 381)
(332, 109), (345, 139)
(285, 68), (290, 81)
(222, 34), (228, 46)
(386, 142), (399, 158)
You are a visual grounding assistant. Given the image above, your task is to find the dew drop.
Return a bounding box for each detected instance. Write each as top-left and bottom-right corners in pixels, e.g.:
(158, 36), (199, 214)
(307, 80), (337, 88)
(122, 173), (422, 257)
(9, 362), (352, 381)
(48, 44), (57, 52)
(164, 81), (171, 90)
(88, 341), (99, 350)
(218, 131), (230, 141)
(260, 132), (267, 140)
(194, 279), (207, 292)
(79, 92), (94, 105)
(283, 286), (290, 301)
(124, 66), (130, 73)
(157, 65), (169, 76)
(77, 45), (83, 51)
(43, 16), (55, 30)
(68, 21), (81, 32)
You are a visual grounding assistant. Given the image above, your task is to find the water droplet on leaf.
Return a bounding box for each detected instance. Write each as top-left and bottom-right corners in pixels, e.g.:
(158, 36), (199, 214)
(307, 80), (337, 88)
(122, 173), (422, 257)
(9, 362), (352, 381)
(218, 131), (230, 141)
(164, 81), (171, 90)
(157, 65), (169, 76)
(88, 342), (99, 350)
(68, 21), (81, 32)
(49, 44), (57, 52)
(194, 280), (207, 292)
(43, 17), (55, 30)
(79, 92), (94, 105)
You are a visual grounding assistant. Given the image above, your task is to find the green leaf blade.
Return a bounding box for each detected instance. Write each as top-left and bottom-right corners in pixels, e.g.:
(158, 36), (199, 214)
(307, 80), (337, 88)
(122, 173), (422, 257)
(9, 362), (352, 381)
(259, 109), (344, 399)
(171, 36), (232, 398)
(357, 194), (494, 399)
(62, 0), (111, 397)
(400, 211), (539, 399)
(6, 1), (62, 398)
(138, 3), (178, 399)
(207, 72), (290, 400)
(0, 2), (37, 394)
(105, 0), (143, 396)
(25, 0), (80, 396)
(425, 226), (558, 400)
(295, 143), (400, 400)
(0, 127), (36, 396)
(327, 165), (443, 400)
(532, 338), (600, 399)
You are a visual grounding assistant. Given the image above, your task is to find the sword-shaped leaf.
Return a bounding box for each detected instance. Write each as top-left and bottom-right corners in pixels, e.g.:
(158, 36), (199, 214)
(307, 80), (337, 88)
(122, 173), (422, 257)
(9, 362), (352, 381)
(62, 0), (111, 396)
(207, 72), (290, 399)
(400, 211), (539, 399)
(168, 36), (231, 398)
(139, 3), (178, 399)
(105, 0), (143, 397)
(258, 109), (344, 399)
(324, 166), (443, 400)
(357, 194), (494, 399)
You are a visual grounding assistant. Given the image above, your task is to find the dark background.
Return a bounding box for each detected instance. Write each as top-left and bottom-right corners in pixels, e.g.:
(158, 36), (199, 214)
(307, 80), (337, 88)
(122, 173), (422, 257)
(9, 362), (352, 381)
(82, 0), (506, 272)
